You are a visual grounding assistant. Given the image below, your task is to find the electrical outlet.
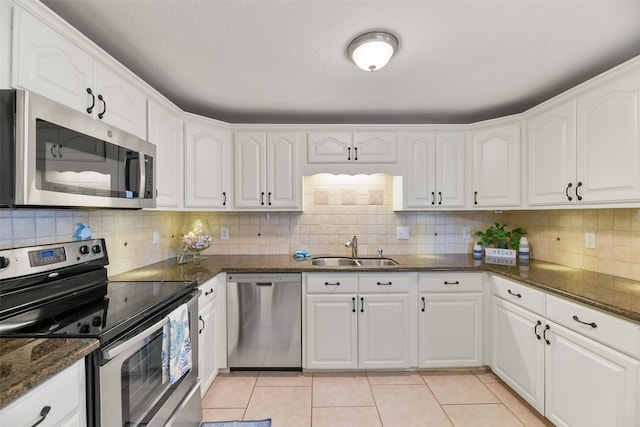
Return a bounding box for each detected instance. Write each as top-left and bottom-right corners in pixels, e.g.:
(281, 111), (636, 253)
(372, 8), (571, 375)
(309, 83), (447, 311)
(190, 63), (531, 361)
(585, 232), (596, 249)
(463, 227), (471, 239)
(220, 228), (230, 240)
(397, 226), (410, 240)
(152, 231), (160, 245)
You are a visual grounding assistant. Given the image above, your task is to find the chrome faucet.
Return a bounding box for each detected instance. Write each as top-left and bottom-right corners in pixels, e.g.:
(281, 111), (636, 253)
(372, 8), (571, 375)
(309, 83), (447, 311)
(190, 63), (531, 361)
(345, 235), (358, 258)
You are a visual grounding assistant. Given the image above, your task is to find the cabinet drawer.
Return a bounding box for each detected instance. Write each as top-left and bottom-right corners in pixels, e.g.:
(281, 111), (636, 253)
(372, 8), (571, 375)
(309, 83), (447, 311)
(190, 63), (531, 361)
(419, 272), (483, 292)
(198, 279), (218, 310)
(492, 276), (545, 316)
(359, 273), (409, 293)
(0, 359), (84, 426)
(546, 294), (640, 359)
(306, 274), (358, 293)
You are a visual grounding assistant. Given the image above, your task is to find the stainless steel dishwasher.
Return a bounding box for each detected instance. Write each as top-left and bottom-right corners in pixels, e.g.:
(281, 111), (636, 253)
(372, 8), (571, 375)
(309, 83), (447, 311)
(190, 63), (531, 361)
(227, 273), (302, 369)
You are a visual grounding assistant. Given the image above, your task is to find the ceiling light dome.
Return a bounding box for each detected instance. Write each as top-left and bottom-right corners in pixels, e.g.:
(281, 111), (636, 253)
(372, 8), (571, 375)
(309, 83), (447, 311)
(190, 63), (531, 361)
(347, 31), (399, 72)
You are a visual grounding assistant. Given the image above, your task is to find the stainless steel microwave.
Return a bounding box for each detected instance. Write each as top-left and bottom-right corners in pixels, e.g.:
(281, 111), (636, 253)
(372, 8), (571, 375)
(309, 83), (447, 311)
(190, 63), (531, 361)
(0, 90), (155, 209)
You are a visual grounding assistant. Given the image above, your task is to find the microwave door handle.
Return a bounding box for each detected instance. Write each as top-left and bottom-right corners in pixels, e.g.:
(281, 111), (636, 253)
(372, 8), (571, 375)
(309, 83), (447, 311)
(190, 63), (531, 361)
(139, 151), (146, 199)
(102, 317), (168, 361)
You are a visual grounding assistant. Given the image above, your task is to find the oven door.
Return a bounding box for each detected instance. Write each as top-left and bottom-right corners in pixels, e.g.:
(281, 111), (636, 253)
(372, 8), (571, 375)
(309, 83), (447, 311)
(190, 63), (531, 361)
(98, 294), (200, 427)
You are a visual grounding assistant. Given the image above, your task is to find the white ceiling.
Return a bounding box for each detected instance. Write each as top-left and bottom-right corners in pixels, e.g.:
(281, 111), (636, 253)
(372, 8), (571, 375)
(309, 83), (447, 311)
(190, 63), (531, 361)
(41, 0), (640, 124)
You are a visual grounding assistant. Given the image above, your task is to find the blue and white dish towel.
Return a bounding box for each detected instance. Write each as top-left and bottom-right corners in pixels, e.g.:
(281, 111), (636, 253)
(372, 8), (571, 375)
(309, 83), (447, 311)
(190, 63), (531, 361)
(161, 304), (192, 385)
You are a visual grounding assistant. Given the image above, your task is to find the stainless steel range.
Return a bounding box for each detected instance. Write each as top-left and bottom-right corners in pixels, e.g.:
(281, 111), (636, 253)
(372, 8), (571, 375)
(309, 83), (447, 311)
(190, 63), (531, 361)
(0, 239), (202, 426)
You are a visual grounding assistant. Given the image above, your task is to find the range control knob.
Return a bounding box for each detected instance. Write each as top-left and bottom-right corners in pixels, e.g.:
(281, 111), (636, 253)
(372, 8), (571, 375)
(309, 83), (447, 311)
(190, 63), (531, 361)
(0, 256), (9, 269)
(92, 245), (102, 254)
(79, 323), (90, 333)
(92, 316), (102, 327)
(79, 245), (90, 255)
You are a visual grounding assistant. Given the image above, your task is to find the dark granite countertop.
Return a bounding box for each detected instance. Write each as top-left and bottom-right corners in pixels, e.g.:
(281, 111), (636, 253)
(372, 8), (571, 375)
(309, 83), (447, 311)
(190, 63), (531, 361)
(0, 337), (99, 408)
(112, 254), (640, 324)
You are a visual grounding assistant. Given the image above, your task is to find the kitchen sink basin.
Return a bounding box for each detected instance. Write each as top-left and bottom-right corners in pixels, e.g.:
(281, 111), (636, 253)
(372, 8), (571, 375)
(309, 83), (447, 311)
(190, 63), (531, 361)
(355, 258), (399, 266)
(311, 257), (360, 266)
(310, 257), (398, 267)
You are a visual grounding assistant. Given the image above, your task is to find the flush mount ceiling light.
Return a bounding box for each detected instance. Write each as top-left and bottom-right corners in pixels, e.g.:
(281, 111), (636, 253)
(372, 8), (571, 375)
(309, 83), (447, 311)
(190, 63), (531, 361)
(347, 31), (399, 72)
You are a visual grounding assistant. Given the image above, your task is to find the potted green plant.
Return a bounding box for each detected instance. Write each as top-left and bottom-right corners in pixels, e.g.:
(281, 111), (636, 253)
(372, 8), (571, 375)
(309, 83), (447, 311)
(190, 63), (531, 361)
(474, 223), (526, 250)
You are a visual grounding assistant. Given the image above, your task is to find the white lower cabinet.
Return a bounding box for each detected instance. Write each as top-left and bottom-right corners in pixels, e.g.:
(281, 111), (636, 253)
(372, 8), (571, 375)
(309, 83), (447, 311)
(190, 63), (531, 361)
(491, 275), (640, 426)
(198, 277), (219, 394)
(418, 272), (484, 368)
(304, 273), (410, 370)
(0, 358), (86, 426)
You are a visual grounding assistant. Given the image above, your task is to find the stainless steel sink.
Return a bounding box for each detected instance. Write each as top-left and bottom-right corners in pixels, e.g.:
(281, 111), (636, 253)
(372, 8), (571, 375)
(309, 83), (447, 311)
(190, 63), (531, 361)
(311, 257), (360, 266)
(310, 257), (398, 267)
(355, 258), (399, 266)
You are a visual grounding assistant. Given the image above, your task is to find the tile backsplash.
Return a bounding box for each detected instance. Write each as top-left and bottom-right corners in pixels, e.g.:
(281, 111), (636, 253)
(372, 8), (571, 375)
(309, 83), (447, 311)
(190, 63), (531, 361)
(3, 174), (640, 281)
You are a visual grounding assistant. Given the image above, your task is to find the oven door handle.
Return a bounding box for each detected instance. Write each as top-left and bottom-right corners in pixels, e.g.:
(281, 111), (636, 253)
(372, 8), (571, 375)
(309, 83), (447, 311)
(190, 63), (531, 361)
(102, 317), (169, 362)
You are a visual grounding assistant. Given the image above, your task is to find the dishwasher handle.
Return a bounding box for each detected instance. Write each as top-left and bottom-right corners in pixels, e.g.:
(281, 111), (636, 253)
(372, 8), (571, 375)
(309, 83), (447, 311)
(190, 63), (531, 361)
(256, 282), (273, 286)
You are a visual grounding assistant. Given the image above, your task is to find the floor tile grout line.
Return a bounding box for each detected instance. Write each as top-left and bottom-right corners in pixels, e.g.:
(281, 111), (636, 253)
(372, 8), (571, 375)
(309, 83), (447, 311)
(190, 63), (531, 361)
(366, 372), (385, 427)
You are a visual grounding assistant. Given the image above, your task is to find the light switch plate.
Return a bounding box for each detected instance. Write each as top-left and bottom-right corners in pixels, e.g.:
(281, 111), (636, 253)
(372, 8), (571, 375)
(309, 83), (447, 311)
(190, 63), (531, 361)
(397, 226), (410, 240)
(585, 232), (596, 249)
(152, 231), (160, 245)
(220, 228), (230, 240)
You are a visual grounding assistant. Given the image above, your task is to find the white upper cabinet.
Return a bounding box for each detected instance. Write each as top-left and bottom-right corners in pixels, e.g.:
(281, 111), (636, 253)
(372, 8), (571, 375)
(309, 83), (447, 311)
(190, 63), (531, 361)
(307, 131), (397, 164)
(405, 132), (465, 209)
(576, 70), (640, 203)
(148, 100), (183, 209)
(527, 101), (577, 205)
(528, 68), (640, 206)
(184, 119), (231, 209)
(471, 123), (521, 207)
(12, 8), (147, 138)
(234, 131), (301, 210)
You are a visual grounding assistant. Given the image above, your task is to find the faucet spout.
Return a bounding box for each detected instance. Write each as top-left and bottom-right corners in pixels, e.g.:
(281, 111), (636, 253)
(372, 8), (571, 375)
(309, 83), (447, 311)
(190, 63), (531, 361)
(345, 235), (358, 258)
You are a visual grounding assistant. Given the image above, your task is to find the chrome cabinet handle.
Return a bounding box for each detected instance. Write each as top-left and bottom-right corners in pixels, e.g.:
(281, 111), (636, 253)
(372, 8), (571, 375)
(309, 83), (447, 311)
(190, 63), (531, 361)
(572, 315), (597, 328)
(31, 406), (51, 427)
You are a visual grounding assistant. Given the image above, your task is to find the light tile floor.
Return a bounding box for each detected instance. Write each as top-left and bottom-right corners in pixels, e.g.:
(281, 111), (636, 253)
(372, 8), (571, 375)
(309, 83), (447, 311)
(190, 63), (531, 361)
(201, 370), (554, 427)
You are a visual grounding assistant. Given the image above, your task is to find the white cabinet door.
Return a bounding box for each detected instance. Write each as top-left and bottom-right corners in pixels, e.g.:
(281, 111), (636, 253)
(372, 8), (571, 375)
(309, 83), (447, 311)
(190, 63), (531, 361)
(358, 294), (410, 369)
(13, 9), (147, 139)
(266, 132), (299, 209)
(472, 123), (521, 207)
(419, 292), (483, 368)
(184, 121), (231, 208)
(576, 71), (640, 203)
(436, 132), (465, 207)
(235, 131), (301, 210)
(307, 132), (352, 163)
(93, 62), (146, 138)
(406, 132), (437, 208)
(148, 101), (183, 208)
(234, 131), (266, 208)
(198, 298), (218, 394)
(307, 131), (397, 164)
(527, 101), (577, 206)
(491, 297), (545, 414)
(545, 321), (639, 427)
(305, 294), (358, 370)
(13, 8), (93, 113)
(353, 132), (397, 163)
